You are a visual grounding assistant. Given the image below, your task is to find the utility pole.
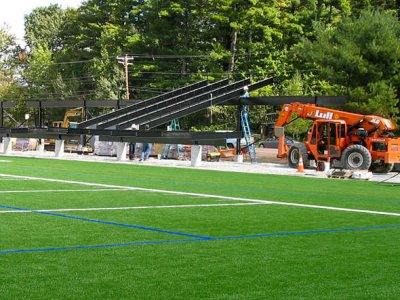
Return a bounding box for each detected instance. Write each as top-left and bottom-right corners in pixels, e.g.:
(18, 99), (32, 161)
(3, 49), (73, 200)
(117, 55), (134, 100)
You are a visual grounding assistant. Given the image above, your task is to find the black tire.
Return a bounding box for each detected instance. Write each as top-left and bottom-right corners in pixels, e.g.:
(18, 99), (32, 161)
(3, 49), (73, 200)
(288, 143), (310, 169)
(370, 161), (394, 173)
(341, 145), (372, 170)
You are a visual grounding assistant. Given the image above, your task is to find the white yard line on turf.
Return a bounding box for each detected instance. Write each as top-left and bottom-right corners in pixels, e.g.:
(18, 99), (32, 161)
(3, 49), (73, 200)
(0, 178), (35, 181)
(0, 189), (129, 194)
(0, 173), (399, 217)
(0, 202), (264, 214)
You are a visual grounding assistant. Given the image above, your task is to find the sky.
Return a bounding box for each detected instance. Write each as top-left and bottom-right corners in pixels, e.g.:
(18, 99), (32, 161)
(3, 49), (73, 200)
(0, 0), (83, 43)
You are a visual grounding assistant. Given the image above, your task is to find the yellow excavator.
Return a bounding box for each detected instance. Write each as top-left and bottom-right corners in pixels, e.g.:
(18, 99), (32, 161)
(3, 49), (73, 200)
(47, 107), (92, 153)
(52, 107), (84, 128)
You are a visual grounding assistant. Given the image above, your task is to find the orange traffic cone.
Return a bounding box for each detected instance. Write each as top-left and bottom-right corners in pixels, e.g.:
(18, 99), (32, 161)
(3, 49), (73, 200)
(297, 155), (305, 173)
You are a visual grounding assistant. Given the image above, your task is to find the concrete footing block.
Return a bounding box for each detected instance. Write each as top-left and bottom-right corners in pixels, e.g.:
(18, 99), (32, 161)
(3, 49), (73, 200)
(191, 145), (202, 167)
(55, 140), (65, 157)
(1, 137), (11, 154)
(234, 154), (244, 163)
(117, 142), (128, 161)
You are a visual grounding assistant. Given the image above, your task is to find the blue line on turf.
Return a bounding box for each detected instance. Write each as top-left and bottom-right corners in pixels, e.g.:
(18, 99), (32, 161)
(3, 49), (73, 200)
(0, 204), (212, 240)
(1, 223), (399, 255)
(213, 224), (400, 240)
(0, 239), (200, 255)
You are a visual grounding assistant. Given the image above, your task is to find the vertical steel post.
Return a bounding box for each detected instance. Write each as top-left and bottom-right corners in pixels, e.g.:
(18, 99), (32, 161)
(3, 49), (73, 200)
(237, 103), (242, 155)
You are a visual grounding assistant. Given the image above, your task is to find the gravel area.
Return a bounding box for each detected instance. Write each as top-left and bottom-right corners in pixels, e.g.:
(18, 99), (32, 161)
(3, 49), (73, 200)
(2, 149), (400, 184)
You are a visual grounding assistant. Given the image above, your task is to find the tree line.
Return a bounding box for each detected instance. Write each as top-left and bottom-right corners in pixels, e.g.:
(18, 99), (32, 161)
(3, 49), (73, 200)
(1, 0), (400, 134)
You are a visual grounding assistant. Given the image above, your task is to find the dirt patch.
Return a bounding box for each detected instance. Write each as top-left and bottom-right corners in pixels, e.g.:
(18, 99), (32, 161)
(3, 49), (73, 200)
(243, 148), (286, 164)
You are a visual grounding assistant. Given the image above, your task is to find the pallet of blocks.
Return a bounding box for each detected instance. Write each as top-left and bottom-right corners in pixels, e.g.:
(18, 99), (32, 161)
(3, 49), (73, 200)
(326, 169), (372, 180)
(326, 169), (354, 179)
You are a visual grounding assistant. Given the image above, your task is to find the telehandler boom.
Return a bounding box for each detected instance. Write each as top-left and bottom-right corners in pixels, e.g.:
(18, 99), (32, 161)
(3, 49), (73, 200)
(274, 102), (400, 173)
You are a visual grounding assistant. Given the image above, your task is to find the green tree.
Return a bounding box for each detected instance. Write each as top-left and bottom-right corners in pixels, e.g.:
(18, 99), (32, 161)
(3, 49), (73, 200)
(351, 0), (399, 17)
(54, 0), (137, 99)
(0, 26), (18, 99)
(23, 5), (76, 102)
(0, 26), (27, 125)
(15, 0), (400, 131)
(24, 5), (67, 51)
(23, 2), (128, 101)
(121, 0), (214, 99)
(292, 9), (400, 119)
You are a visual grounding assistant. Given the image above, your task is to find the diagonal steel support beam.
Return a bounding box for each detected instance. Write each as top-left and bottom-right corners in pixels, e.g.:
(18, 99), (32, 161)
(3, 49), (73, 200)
(97, 79), (230, 129)
(78, 80), (208, 128)
(116, 78), (254, 130)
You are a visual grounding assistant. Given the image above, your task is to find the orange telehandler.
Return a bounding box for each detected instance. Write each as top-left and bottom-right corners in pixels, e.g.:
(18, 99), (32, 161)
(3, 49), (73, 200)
(274, 102), (400, 173)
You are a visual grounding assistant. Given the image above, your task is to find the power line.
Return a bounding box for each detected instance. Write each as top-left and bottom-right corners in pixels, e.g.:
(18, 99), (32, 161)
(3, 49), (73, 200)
(21, 58), (99, 67)
(6, 88), (109, 100)
(22, 52), (253, 67)
(121, 53), (258, 59)
(24, 73), (123, 85)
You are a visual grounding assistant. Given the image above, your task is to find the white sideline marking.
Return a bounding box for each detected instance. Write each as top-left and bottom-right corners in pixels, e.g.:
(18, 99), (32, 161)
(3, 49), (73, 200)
(0, 189), (128, 194)
(0, 178), (35, 181)
(0, 173), (400, 217)
(0, 202), (263, 214)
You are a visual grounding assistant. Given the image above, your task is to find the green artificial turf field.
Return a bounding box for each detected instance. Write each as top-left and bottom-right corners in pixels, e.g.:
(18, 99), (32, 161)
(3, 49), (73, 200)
(0, 156), (399, 299)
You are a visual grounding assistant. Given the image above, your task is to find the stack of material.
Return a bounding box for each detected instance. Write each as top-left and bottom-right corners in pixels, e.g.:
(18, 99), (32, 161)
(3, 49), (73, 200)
(13, 138), (30, 151)
(351, 171), (373, 180)
(326, 169), (354, 179)
(326, 169), (372, 180)
(93, 141), (117, 156)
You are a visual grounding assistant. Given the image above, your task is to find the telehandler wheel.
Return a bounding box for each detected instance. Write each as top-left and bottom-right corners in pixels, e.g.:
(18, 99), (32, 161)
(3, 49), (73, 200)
(288, 143), (309, 169)
(370, 161), (394, 173)
(341, 145), (371, 170)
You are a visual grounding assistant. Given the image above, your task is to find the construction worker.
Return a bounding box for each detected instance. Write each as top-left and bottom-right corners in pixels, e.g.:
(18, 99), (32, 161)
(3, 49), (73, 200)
(140, 143), (152, 161)
(130, 124), (138, 160)
(129, 142), (135, 160)
(241, 86), (249, 98)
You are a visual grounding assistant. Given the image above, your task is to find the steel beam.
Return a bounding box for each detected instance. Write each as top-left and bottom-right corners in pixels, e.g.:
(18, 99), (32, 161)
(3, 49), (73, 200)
(0, 127), (241, 146)
(97, 79), (229, 129)
(224, 95), (348, 106)
(116, 78), (252, 129)
(142, 78), (272, 129)
(25, 100), (140, 109)
(78, 80), (208, 128)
